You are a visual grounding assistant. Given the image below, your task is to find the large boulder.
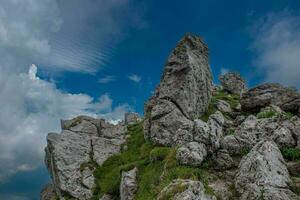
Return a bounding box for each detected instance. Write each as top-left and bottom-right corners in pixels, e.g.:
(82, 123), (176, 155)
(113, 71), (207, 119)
(176, 142), (207, 167)
(157, 179), (217, 200)
(44, 116), (127, 200)
(235, 140), (297, 200)
(241, 83), (300, 113)
(144, 33), (213, 146)
(120, 167), (138, 200)
(219, 72), (247, 96)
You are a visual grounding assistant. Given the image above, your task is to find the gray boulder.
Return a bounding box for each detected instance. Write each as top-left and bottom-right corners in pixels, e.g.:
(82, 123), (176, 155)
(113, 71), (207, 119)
(235, 140), (297, 200)
(241, 83), (300, 113)
(157, 179), (217, 200)
(125, 112), (142, 125)
(219, 72), (247, 96)
(217, 100), (232, 113)
(176, 142), (207, 166)
(211, 149), (235, 171)
(120, 167), (138, 200)
(45, 116), (127, 200)
(144, 33), (213, 146)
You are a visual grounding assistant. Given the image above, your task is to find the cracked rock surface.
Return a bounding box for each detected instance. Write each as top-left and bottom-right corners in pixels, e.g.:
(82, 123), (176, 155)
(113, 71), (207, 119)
(45, 116), (127, 200)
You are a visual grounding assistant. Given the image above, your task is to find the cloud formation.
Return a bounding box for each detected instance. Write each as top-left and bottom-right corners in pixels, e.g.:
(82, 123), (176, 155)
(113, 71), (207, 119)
(98, 75), (116, 84)
(128, 74), (142, 83)
(251, 11), (300, 88)
(0, 65), (131, 181)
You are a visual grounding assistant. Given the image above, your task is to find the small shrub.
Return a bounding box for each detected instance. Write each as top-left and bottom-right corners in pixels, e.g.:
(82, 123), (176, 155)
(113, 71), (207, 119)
(282, 148), (300, 161)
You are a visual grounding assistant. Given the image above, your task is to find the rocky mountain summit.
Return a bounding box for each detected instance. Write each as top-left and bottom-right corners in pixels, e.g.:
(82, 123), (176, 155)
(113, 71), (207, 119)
(42, 33), (300, 200)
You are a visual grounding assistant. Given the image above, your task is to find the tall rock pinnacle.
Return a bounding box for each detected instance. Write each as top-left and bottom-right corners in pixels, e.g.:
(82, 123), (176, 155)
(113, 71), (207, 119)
(144, 33), (213, 146)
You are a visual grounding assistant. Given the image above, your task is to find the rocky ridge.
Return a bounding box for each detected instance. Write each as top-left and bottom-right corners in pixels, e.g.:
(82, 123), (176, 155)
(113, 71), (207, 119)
(42, 33), (300, 200)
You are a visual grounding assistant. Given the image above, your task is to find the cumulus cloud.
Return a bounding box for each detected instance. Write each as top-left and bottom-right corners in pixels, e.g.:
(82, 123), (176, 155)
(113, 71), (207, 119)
(0, 65), (131, 181)
(98, 75), (116, 84)
(250, 11), (300, 88)
(128, 74), (142, 83)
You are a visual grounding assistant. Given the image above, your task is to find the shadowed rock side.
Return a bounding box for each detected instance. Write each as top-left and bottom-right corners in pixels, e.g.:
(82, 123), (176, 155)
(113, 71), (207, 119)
(144, 33), (213, 146)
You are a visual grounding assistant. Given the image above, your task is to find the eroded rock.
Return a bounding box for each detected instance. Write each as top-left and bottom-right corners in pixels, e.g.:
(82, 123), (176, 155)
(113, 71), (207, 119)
(120, 167), (138, 200)
(125, 112), (142, 125)
(40, 184), (57, 200)
(176, 142), (207, 166)
(235, 140), (297, 200)
(219, 72), (247, 96)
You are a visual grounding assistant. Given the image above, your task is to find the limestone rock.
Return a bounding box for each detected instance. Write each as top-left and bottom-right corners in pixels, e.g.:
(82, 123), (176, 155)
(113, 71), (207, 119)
(219, 72), (247, 96)
(157, 179), (217, 200)
(99, 194), (114, 200)
(287, 162), (300, 177)
(120, 167), (138, 200)
(40, 184), (57, 200)
(45, 116), (127, 200)
(212, 149), (235, 171)
(235, 140), (297, 200)
(241, 83), (300, 113)
(144, 33), (213, 146)
(221, 114), (299, 155)
(176, 142), (207, 167)
(217, 100), (232, 113)
(125, 112), (142, 125)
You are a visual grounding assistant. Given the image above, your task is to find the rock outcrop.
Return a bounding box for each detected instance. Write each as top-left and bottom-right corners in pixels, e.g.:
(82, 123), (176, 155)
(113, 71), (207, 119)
(120, 167), (138, 200)
(241, 83), (300, 114)
(176, 142), (207, 166)
(125, 112), (142, 125)
(158, 179), (217, 200)
(45, 116), (127, 200)
(219, 72), (247, 96)
(235, 140), (297, 200)
(40, 184), (57, 200)
(144, 33), (213, 146)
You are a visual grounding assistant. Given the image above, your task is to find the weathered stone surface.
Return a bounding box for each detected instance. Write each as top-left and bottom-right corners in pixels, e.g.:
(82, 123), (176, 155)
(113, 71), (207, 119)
(235, 140), (297, 200)
(40, 184), (57, 200)
(99, 194), (114, 200)
(212, 149), (235, 171)
(209, 180), (232, 200)
(144, 33), (213, 146)
(157, 179), (217, 200)
(219, 72), (247, 96)
(287, 162), (300, 177)
(176, 142), (207, 166)
(217, 100), (232, 113)
(120, 167), (138, 200)
(125, 112), (142, 125)
(241, 83), (300, 113)
(45, 116), (127, 200)
(194, 111), (225, 154)
(221, 114), (299, 155)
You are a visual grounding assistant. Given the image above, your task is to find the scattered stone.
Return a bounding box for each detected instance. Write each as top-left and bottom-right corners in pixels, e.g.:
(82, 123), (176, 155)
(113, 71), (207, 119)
(241, 83), (300, 113)
(219, 72), (247, 96)
(235, 140), (297, 200)
(120, 167), (138, 200)
(217, 100), (232, 113)
(144, 33), (213, 146)
(40, 184), (57, 200)
(176, 142), (207, 166)
(157, 179), (217, 200)
(125, 112), (142, 125)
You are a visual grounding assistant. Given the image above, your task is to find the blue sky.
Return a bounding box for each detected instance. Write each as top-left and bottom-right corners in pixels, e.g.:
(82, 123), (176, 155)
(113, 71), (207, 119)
(1, 0), (300, 199)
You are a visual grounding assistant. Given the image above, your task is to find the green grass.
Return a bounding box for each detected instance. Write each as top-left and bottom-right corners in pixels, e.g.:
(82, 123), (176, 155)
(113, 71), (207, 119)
(200, 90), (240, 122)
(282, 148), (300, 161)
(92, 122), (217, 200)
(256, 110), (277, 119)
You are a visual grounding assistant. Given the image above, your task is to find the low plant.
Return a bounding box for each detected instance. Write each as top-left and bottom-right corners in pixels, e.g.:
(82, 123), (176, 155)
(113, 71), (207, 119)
(282, 148), (300, 161)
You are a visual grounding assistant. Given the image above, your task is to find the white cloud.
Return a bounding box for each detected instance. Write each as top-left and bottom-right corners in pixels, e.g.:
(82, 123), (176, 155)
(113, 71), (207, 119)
(0, 65), (131, 181)
(98, 75), (116, 84)
(128, 74), (142, 83)
(250, 11), (300, 88)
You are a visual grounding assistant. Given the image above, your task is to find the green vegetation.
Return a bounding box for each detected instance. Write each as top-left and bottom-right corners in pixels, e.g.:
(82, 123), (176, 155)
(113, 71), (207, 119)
(200, 89), (240, 122)
(92, 122), (217, 200)
(227, 127), (236, 135)
(282, 148), (300, 161)
(256, 110), (277, 119)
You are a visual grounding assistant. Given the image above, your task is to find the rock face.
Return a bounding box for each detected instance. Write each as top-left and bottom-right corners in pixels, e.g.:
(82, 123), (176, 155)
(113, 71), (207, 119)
(158, 179), (217, 200)
(235, 140), (297, 200)
(125, 112), (142, 125)
(120, 167), (138, 200)
(219, 72), (247, 96)
(144, 33), (213, 146)
(40, 184), (57, 200)
(221, 114), (300, 155)
(241, 83), (300, 113)
(45, 116), (127, 200)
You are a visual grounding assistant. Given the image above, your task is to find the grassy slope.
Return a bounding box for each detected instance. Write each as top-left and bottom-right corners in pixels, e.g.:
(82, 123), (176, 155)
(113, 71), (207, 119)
(92, 122), (216, 200)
